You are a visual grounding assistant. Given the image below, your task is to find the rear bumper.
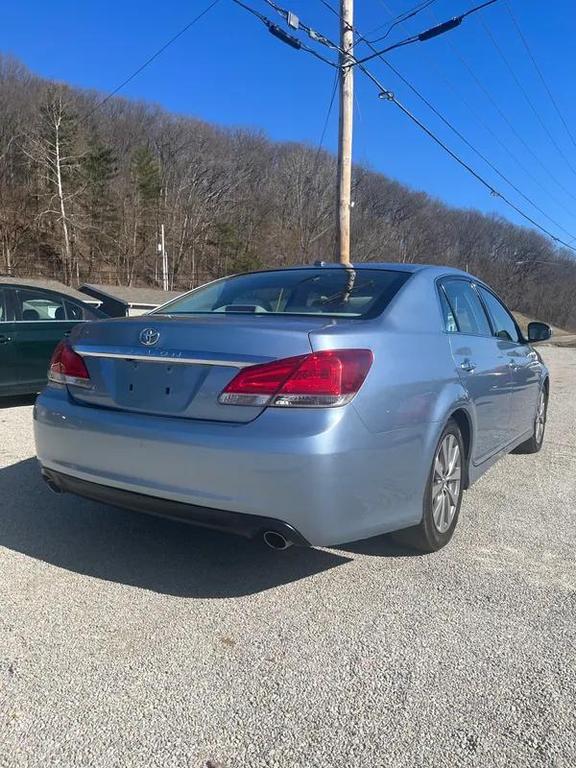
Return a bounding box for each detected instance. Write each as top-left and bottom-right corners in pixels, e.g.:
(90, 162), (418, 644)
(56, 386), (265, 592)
(34, 387), (430, 546)
(41, 467), (310, 545)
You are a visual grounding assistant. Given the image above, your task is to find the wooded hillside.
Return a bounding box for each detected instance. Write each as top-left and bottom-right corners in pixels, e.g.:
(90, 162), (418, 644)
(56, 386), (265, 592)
(1, 55), (575, 329)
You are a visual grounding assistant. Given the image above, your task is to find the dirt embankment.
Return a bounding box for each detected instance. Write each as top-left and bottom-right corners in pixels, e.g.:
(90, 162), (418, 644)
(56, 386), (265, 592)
(513, 312), (576, 347)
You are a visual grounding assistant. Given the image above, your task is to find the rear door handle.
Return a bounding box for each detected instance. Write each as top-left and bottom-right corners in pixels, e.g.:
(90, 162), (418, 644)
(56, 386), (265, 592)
(460, 360), (476, 373)
(0, 334), (12, 344)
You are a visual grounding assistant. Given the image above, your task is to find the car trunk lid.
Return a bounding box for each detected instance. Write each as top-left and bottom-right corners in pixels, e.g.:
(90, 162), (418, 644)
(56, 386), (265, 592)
(68, 314), (335, 422)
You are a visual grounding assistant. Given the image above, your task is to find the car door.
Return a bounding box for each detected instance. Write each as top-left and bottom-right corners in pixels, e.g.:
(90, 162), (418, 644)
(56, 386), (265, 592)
(476, 285), (541, 440)
(10, 287), (79, 390)
(0, 287), (19, 393)
(439, 278), (513, 463)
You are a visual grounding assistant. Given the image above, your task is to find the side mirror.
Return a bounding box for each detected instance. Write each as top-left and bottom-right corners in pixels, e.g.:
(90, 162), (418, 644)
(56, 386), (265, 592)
(527, 321), (552, 343)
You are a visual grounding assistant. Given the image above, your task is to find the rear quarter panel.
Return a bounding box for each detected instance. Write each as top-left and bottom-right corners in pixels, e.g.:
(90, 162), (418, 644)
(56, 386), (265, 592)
(309, 270), (474, 497)
(310, 270), (470, 431)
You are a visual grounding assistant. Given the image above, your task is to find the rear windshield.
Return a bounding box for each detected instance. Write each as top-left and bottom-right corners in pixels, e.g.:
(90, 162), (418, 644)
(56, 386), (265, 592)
(154, 268), (411, 319)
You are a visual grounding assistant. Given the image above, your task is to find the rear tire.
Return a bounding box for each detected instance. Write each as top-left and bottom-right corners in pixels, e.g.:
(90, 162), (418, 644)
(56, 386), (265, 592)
(394, 419), (465, 553)
(513, 386), (547, 455)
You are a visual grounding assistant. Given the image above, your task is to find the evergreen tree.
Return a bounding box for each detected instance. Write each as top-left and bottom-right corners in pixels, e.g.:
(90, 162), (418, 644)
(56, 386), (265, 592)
(126, 146), (161, 284)
(81, 142), (118, 279)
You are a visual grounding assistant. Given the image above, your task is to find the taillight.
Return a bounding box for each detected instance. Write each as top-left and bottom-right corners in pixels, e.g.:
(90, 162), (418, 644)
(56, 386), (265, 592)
(48, 341), (91, 388)
(219, 349), (373, 408)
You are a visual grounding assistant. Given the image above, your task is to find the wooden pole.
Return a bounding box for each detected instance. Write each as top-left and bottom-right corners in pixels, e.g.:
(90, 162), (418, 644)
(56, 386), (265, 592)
(337, 0), (354, 265)
(161, 223), (168, 291)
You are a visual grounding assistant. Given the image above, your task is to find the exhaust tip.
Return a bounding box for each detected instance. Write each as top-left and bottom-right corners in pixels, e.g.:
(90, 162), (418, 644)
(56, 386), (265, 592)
(263, 530), (292, 550)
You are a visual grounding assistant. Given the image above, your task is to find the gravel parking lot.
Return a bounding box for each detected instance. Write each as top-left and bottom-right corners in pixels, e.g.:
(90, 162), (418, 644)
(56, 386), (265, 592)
(1, 346), (575, 768)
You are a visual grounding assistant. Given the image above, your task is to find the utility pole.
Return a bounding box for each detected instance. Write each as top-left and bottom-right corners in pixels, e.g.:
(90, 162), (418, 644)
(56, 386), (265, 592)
(160, 224), (169, 291)
(234, 0), (510, 264)
(337, 0), (354, 265)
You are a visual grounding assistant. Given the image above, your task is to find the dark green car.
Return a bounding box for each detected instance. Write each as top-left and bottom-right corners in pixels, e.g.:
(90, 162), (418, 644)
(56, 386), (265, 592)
(0, 282), (104, 397)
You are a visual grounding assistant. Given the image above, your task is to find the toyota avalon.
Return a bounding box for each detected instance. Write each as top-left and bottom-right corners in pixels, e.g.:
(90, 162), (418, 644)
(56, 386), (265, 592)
(34, 264), (551, 552)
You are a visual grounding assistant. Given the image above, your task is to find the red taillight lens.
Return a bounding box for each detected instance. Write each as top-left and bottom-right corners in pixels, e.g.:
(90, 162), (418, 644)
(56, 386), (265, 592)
(219, 349), (373, 408)
(48, 341), (91, 387)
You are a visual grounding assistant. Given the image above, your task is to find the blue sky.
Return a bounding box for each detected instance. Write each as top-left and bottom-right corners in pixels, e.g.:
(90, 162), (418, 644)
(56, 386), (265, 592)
(2, 1), (575, 243)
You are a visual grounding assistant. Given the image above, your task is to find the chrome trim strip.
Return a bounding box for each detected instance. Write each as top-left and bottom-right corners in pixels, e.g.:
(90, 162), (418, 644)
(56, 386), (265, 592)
(73, 346), (256, 368)
(0, 320), (86, 325)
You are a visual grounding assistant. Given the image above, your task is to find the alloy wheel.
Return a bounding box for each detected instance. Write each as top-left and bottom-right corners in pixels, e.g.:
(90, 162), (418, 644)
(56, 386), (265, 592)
(432, 434), (462, 534)
(535, 390), (547, 444)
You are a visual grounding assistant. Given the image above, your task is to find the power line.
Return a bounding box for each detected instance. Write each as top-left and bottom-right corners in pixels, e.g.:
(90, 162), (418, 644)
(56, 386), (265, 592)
(409, 48), (576, 222)
(372, 59), (576, 240)
(342, 9), (576, 238)
(367, 0), (576, 213)
(368, 1), (440, 43)
(317, 0), (576, 237)
(356, 64), (576, 252)
(505, 1), (576, 154)
(236, 1), (576, 253)
(318, 72), (339, 151)
(86, 0), (222, 118)
(317, 0), (339, 18)
(340, 0), (576, 231)
(262, 0), (341, 55)
(441, 36), (576, 207)
(479, 17), (576, 179)
(356, 0), (500, 65)
(312, 70), (339, 170)
(231, 0), (337, 66)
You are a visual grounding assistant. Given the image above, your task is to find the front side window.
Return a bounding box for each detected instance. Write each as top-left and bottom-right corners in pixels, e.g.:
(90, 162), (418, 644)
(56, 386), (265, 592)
(154, 268), (411, 319)
(66, 301), (85, 320)
(441, 279), (492, 337)
(16, 289), (66, 322)
(65, 300), (100, 321)
(477, 287), (520, 343)
(0, 289), (6, 322)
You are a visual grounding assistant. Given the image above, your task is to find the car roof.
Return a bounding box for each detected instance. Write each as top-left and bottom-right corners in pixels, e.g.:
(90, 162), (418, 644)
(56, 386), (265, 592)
(0, 278), (100, 305)
(313, 262), (468, 274)
(243, 263), (476, 279)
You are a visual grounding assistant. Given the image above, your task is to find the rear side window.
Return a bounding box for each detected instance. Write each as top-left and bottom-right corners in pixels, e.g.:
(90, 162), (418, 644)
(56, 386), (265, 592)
(155, 268), (411, 319)
(439, 288), (457, 333)
(16, 289), (66, 321)
(477, 287), (520, 343)
(441, 279), (491, 336)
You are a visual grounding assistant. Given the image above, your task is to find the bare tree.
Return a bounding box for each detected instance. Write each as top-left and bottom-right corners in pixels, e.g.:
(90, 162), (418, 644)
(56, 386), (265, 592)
(23, 92), (84, 283)
(0, 57), (575, 329)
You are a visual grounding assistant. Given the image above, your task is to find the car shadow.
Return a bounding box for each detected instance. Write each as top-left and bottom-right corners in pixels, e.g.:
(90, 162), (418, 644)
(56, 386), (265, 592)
(0, 457), (352, 598)
(336, 535), (421, 558)
(0, 394), (37, 410)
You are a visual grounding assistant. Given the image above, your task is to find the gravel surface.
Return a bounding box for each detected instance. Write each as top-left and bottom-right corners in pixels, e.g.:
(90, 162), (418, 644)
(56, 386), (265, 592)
(1, 347), (575, 768)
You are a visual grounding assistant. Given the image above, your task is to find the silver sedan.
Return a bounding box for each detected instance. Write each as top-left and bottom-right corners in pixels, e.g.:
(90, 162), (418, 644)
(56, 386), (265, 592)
(34, 264), (551, 552)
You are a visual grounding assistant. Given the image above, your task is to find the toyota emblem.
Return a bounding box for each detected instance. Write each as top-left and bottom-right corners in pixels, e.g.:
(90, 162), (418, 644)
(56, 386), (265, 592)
(139, 328), (160, 346)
